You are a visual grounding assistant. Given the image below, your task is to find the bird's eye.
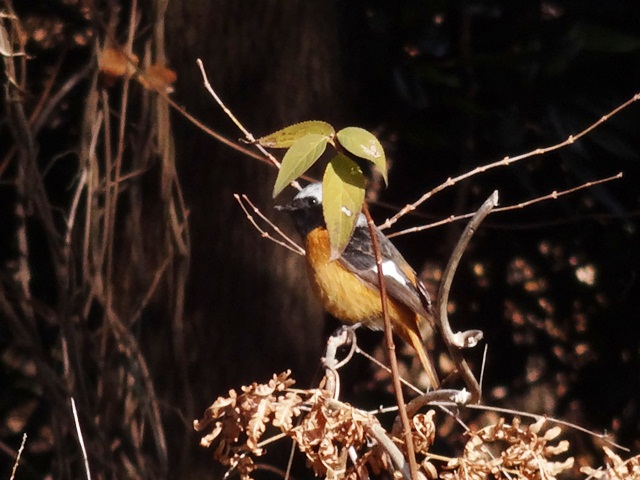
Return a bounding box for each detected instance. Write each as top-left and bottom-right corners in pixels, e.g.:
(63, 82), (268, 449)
(309, 197), (318, 206)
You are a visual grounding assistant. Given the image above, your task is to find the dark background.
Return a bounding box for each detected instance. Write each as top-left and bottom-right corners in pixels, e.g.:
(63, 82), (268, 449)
(1, 0), (639, 478)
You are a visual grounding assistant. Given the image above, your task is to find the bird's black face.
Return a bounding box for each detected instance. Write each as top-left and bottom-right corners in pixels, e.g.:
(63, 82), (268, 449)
(276, 183), (325, 239)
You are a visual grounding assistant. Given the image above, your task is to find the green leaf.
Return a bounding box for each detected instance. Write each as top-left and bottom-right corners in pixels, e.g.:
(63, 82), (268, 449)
(257, 121), (334, 148)
(336, 127), (388, 184)
(272, 134), (329, 197)
(322, 154), (365, 258)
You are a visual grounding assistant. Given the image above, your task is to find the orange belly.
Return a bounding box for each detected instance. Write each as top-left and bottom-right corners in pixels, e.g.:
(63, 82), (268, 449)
(304, 227), (440, 387)
(304, 227), (415, 329)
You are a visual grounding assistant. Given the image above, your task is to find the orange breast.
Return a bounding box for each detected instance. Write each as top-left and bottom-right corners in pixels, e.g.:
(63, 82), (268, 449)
(304, 227), (414, 329)
(304, 227), (440, 387)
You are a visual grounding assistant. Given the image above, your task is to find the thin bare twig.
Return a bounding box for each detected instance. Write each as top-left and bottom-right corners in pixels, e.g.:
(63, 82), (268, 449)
(9, 433), (27, 480)
(354, 346), (423, 395)
(362, 203), (418, 480)
(479, 343), (488, 396)
(196, 60), (295, 178)
(71, 397), (92, 480)
(129, 255), (172, 326)
(437, 191), (499, 403)
(65, 169), (88, 246)
(388, 172), (623, 238)
(234, 194), (305, 255)
(161, 93), (270, 163)
(380, 92), (640, 230)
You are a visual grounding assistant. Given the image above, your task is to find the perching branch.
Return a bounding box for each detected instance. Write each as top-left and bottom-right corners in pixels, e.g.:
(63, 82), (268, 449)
(321, 326), (357, 400)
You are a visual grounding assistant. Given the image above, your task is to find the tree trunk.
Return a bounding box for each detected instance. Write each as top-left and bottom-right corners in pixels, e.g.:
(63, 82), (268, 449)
(164, 0), (346, 426)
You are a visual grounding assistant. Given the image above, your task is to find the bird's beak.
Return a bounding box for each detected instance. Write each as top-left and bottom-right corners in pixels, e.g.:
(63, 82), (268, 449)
(274, 203), (294, 212)
(275, 196), (302, 212)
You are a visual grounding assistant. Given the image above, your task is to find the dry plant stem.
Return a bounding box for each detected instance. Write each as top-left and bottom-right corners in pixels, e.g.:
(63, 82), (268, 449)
(284, 438), (296, 480)
(354, 346), (423, 394)
(160, 93), (269, 164)
(105, 1), (136, 316)
(32, 60), (95, 134)
(159, 86), (319, 186)
(9, 433), (27, 480)
(367, 423), (411, 480)
(388, 172), (623, 238)
(108, 310), (169, 466)
(361, 203), (418, 480)
(129, 255), (172, 325)
(65, 169), (88, 246)
(479, 343), (488, 394)
(322, 326), (358, 398)
(322, 327), (351, 398)
(8, 434), (27, 479)
(380, 92), (640, 230)
(437, 191), (499, 403)
(392, 390), (472, 438)
(1, 58), (92, 177)
(71, 397), (92, 480)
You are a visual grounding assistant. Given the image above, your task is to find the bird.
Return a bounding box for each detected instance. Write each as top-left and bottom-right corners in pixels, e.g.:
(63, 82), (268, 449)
(277, 182), (439, 388)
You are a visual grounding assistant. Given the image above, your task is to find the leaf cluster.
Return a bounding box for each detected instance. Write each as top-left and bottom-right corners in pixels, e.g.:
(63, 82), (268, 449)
(193, 370), (640, 480)
(441, 417), (573, 480)
(194, 371), (394, 479)
(264, 121), (387, 256)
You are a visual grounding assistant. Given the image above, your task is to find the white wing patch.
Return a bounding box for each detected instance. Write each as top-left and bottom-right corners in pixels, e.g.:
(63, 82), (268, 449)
(371, 260), (407, 285)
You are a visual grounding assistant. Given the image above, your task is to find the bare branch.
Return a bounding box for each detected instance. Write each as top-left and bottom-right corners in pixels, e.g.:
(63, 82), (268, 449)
(9, 433), (27, 480)
(380, 92), (639, 230)
(196, 59), (302, 192)
(71, 397), (92, 480)
(321, 326), (354, 399)
(354, 346), (423, 395)
(388, 172), (624, 238)
(437, 191), (499, 403)
(234, 194), (305, 255)
(367, 423), (411, 480)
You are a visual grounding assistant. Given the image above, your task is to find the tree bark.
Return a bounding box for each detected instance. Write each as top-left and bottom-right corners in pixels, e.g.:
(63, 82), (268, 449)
(165, 0), (346, 400)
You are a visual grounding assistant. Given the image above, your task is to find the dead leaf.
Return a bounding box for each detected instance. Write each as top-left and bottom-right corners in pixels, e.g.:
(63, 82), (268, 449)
(99, 47), (138, 87)
(137, 64), (177, 93)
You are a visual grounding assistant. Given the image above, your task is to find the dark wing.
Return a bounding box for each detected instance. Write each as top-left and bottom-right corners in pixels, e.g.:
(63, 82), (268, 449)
(339, 223), (432, 318)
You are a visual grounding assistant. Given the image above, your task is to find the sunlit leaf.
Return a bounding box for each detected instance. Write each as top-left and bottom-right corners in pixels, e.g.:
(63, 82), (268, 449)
(336, 127), (387, 184)
(258, 121), (334, 148)
(272, 134), (329, 197)
(322, 154), (365, 258)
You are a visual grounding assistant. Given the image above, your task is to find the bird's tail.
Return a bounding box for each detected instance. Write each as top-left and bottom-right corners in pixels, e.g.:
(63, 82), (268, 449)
(398, 321), (440, 389)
